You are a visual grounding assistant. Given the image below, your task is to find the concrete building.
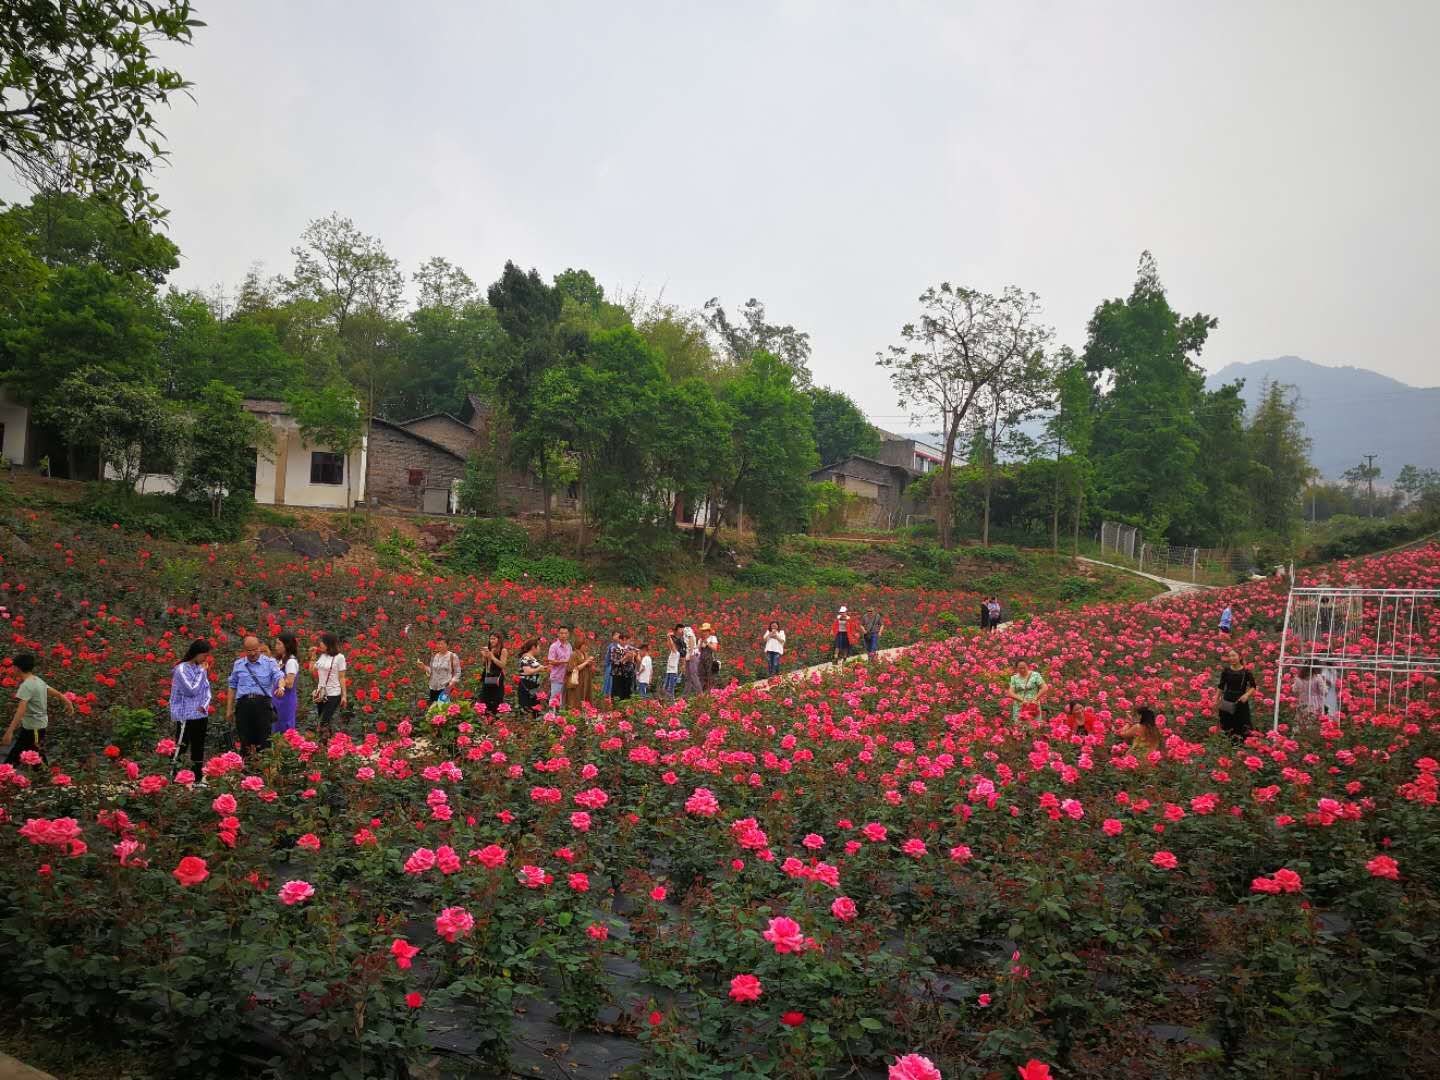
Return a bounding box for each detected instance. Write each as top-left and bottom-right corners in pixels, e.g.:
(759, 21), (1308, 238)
(0, 388), (29, 466)
(810, 455), (919, 529)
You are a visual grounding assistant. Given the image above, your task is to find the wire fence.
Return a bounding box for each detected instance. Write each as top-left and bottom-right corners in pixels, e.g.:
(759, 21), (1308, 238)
(1096, 522), (1257, 583)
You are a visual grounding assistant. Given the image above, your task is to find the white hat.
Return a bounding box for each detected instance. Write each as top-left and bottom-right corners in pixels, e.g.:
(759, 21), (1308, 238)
(839, 605), (847, 613)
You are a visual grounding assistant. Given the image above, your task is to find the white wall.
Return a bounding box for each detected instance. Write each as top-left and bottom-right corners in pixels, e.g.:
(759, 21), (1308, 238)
(0, 390), (29, 465)
(102, 417), (366, 510)
(259, 426), (366, 509)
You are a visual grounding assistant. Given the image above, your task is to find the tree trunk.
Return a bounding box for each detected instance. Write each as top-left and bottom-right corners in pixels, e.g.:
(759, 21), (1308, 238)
(574, 476), (584, 558)
(1051, 401), (1064, 553)
(937, 413), (960, 549)
(1072, 485), (1084, 558)
(540, 447), (552, 543)
(981, 409), (999, 548)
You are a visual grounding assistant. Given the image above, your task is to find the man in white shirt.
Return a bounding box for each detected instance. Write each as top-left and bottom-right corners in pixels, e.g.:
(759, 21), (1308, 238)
(763, 622), (786, 677)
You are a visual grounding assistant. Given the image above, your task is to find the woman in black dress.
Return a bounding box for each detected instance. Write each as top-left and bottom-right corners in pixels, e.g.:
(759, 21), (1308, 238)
(479, 632), (508, 714)
(1215, 648), (1257, 740)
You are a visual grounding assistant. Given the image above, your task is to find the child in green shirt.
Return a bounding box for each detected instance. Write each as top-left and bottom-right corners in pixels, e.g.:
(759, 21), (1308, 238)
(5, 652), (75, 765)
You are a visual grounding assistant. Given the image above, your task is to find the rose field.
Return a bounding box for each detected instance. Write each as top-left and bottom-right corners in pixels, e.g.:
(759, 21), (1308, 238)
(2, 524), (1439, 1079)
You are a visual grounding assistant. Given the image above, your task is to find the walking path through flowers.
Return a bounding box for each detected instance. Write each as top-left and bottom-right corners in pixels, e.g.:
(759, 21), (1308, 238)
(1076, 555), (1211, 594)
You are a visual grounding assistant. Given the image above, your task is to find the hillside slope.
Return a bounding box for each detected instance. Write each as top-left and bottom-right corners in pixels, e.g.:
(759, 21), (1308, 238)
(1206, 355), (1440, 478)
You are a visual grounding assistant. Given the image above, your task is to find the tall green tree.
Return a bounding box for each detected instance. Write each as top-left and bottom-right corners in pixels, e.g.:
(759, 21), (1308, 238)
(1048, 355), (1097, 554)
(704, 296), (812, 387)
(1395, 465), (1440, 515)
(485, 261), (567, 540)
(1082, 251), (1217, 539)
(808, 386), (880, 466)
(1187, 382), (1252, 545)
(1246, 380), (1314, 537)
(706, 351), (818, 557)
(0, 0), (201, 221)
(1342, 456), (1382, 517)
(45, 365), (179, 486)
(879, 284), (1049, 548)
(972, 338), (1056, 546)
(179, 381), (270, 519)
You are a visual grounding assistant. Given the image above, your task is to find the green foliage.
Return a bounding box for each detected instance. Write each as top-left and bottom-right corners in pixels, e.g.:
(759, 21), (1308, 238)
(806, 480), (853, 535)
(969, 543), (1026, 566)
(1303, 514), (1435, 563)
(74, 486), (247, 543)
(156, 555), (203, 599)
(43, 366), (181, 488)
(1057, 575), (1098, 601)
(105, 706), (159, 756)
(457, 448), (499, 517)
(374, 530), (437, 575)
(1247, 379), (1314, 537)
(0, 7), (200, 222)
(807, 385), (880, 466)
(1083, 251), (1218, 540)
(496, 553), (582, 587)
(735, 553), (861, 589)
(286, 383), (362, 504)
(445, 517), (529, 575)
(178, 381), (269, 520)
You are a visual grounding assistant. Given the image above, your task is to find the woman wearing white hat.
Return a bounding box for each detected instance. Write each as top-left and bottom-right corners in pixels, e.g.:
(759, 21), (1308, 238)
(831, 606), (854, 663)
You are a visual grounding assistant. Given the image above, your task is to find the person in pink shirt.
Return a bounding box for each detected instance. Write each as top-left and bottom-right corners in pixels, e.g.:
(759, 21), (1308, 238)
(546, 627), (572, 707)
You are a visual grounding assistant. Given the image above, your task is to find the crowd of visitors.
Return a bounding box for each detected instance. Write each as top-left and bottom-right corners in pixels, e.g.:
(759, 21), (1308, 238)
(7, 594), (1286, 780)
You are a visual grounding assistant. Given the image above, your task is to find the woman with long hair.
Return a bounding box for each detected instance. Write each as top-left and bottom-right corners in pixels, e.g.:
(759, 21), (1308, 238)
(169, 639), (212, 775)
(564, 630), (595, 710)
(479, 632), (508, 714)
(310, 631), (347, 729)
(271, 633), (300, 735)
(1120, 705), (1163, 757)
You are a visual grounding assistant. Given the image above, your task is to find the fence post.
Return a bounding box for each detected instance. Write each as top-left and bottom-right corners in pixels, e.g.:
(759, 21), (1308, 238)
(1192, 549), (1198, 581)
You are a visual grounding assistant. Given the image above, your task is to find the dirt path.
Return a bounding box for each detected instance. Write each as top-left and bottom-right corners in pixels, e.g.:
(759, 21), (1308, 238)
(1076, 556), (1210, 595)
(748, 622), (1013, 690)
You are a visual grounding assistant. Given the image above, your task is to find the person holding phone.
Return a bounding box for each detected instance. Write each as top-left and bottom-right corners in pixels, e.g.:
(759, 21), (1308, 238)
(1215, 649), (1256, 740)
(762, 622), (786, 677)
(479, 632), (508, 713)
(418, 634), (462, 704)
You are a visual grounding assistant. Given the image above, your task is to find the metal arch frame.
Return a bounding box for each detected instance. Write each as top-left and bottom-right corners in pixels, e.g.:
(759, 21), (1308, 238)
(1272, 586), (1440, 731)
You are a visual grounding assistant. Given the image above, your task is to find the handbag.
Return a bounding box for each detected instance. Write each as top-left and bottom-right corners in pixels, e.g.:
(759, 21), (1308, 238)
(1218, 698), (1236, 715)
(568, 669), (580, 688)
(313, 655), (337, 705)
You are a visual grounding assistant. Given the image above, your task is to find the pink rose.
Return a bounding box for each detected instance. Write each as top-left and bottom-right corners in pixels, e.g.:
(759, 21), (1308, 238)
(277, 880), (315, 905)
(889, 1053), (942, 1080)
(831, 895), (858, 922)
(1151, 851), (1178, 870)
(762, 916), (806, 954)
(172, 855), (208, 887)
(728, 973), (762, 1002)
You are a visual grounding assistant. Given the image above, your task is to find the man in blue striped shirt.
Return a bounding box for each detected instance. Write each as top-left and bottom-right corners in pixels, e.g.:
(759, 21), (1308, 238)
(226, 636), (283, 753)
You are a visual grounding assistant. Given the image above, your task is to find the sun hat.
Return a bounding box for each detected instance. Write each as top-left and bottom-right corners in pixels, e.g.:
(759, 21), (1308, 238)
(700, 622), (712, 631)
(839, 606), (847, 613)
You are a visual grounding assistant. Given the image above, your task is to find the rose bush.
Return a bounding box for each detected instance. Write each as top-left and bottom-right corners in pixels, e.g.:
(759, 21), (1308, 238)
(0, 531), (1437, 1077)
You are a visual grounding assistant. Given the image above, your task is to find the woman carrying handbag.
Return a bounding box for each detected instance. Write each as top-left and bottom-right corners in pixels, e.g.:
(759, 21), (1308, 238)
(310, 632), (348, 729)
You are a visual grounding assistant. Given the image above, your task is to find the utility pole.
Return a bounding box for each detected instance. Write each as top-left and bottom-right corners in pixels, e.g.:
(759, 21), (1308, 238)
(1364, 453), (1377, 517)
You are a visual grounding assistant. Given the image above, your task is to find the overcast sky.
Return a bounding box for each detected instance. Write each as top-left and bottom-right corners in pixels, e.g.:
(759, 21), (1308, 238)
(17, 1), (1440, 422)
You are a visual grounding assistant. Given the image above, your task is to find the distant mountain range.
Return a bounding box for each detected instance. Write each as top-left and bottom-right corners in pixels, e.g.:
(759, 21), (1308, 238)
(882, 356), (1438, 481)
(1205, 356), (1439, 480)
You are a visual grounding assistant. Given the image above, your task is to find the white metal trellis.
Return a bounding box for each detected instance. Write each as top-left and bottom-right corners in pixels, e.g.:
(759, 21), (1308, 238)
(1272, 586), (1440, 731)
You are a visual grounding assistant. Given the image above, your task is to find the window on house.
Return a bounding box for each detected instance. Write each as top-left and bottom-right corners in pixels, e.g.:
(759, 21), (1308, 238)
(408, 468), (425, 487)
(310, 452), (344, 485)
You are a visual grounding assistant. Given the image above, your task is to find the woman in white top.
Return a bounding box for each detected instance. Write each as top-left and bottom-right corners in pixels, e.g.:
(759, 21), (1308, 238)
(417, 633), (461, 704)
(310, 631), (347, 729)
(763, 621), (786, 677)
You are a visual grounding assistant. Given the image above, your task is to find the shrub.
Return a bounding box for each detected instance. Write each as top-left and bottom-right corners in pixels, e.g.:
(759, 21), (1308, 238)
(375, 530), (437, 575)
(969, 543), (1026, 566)
(107, 706), (160, 756)
(496, 553), (582, 587)
(74, 486), (249, 544)
(1057, 576), (1098, 602)
(446, 517), (530, 575)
